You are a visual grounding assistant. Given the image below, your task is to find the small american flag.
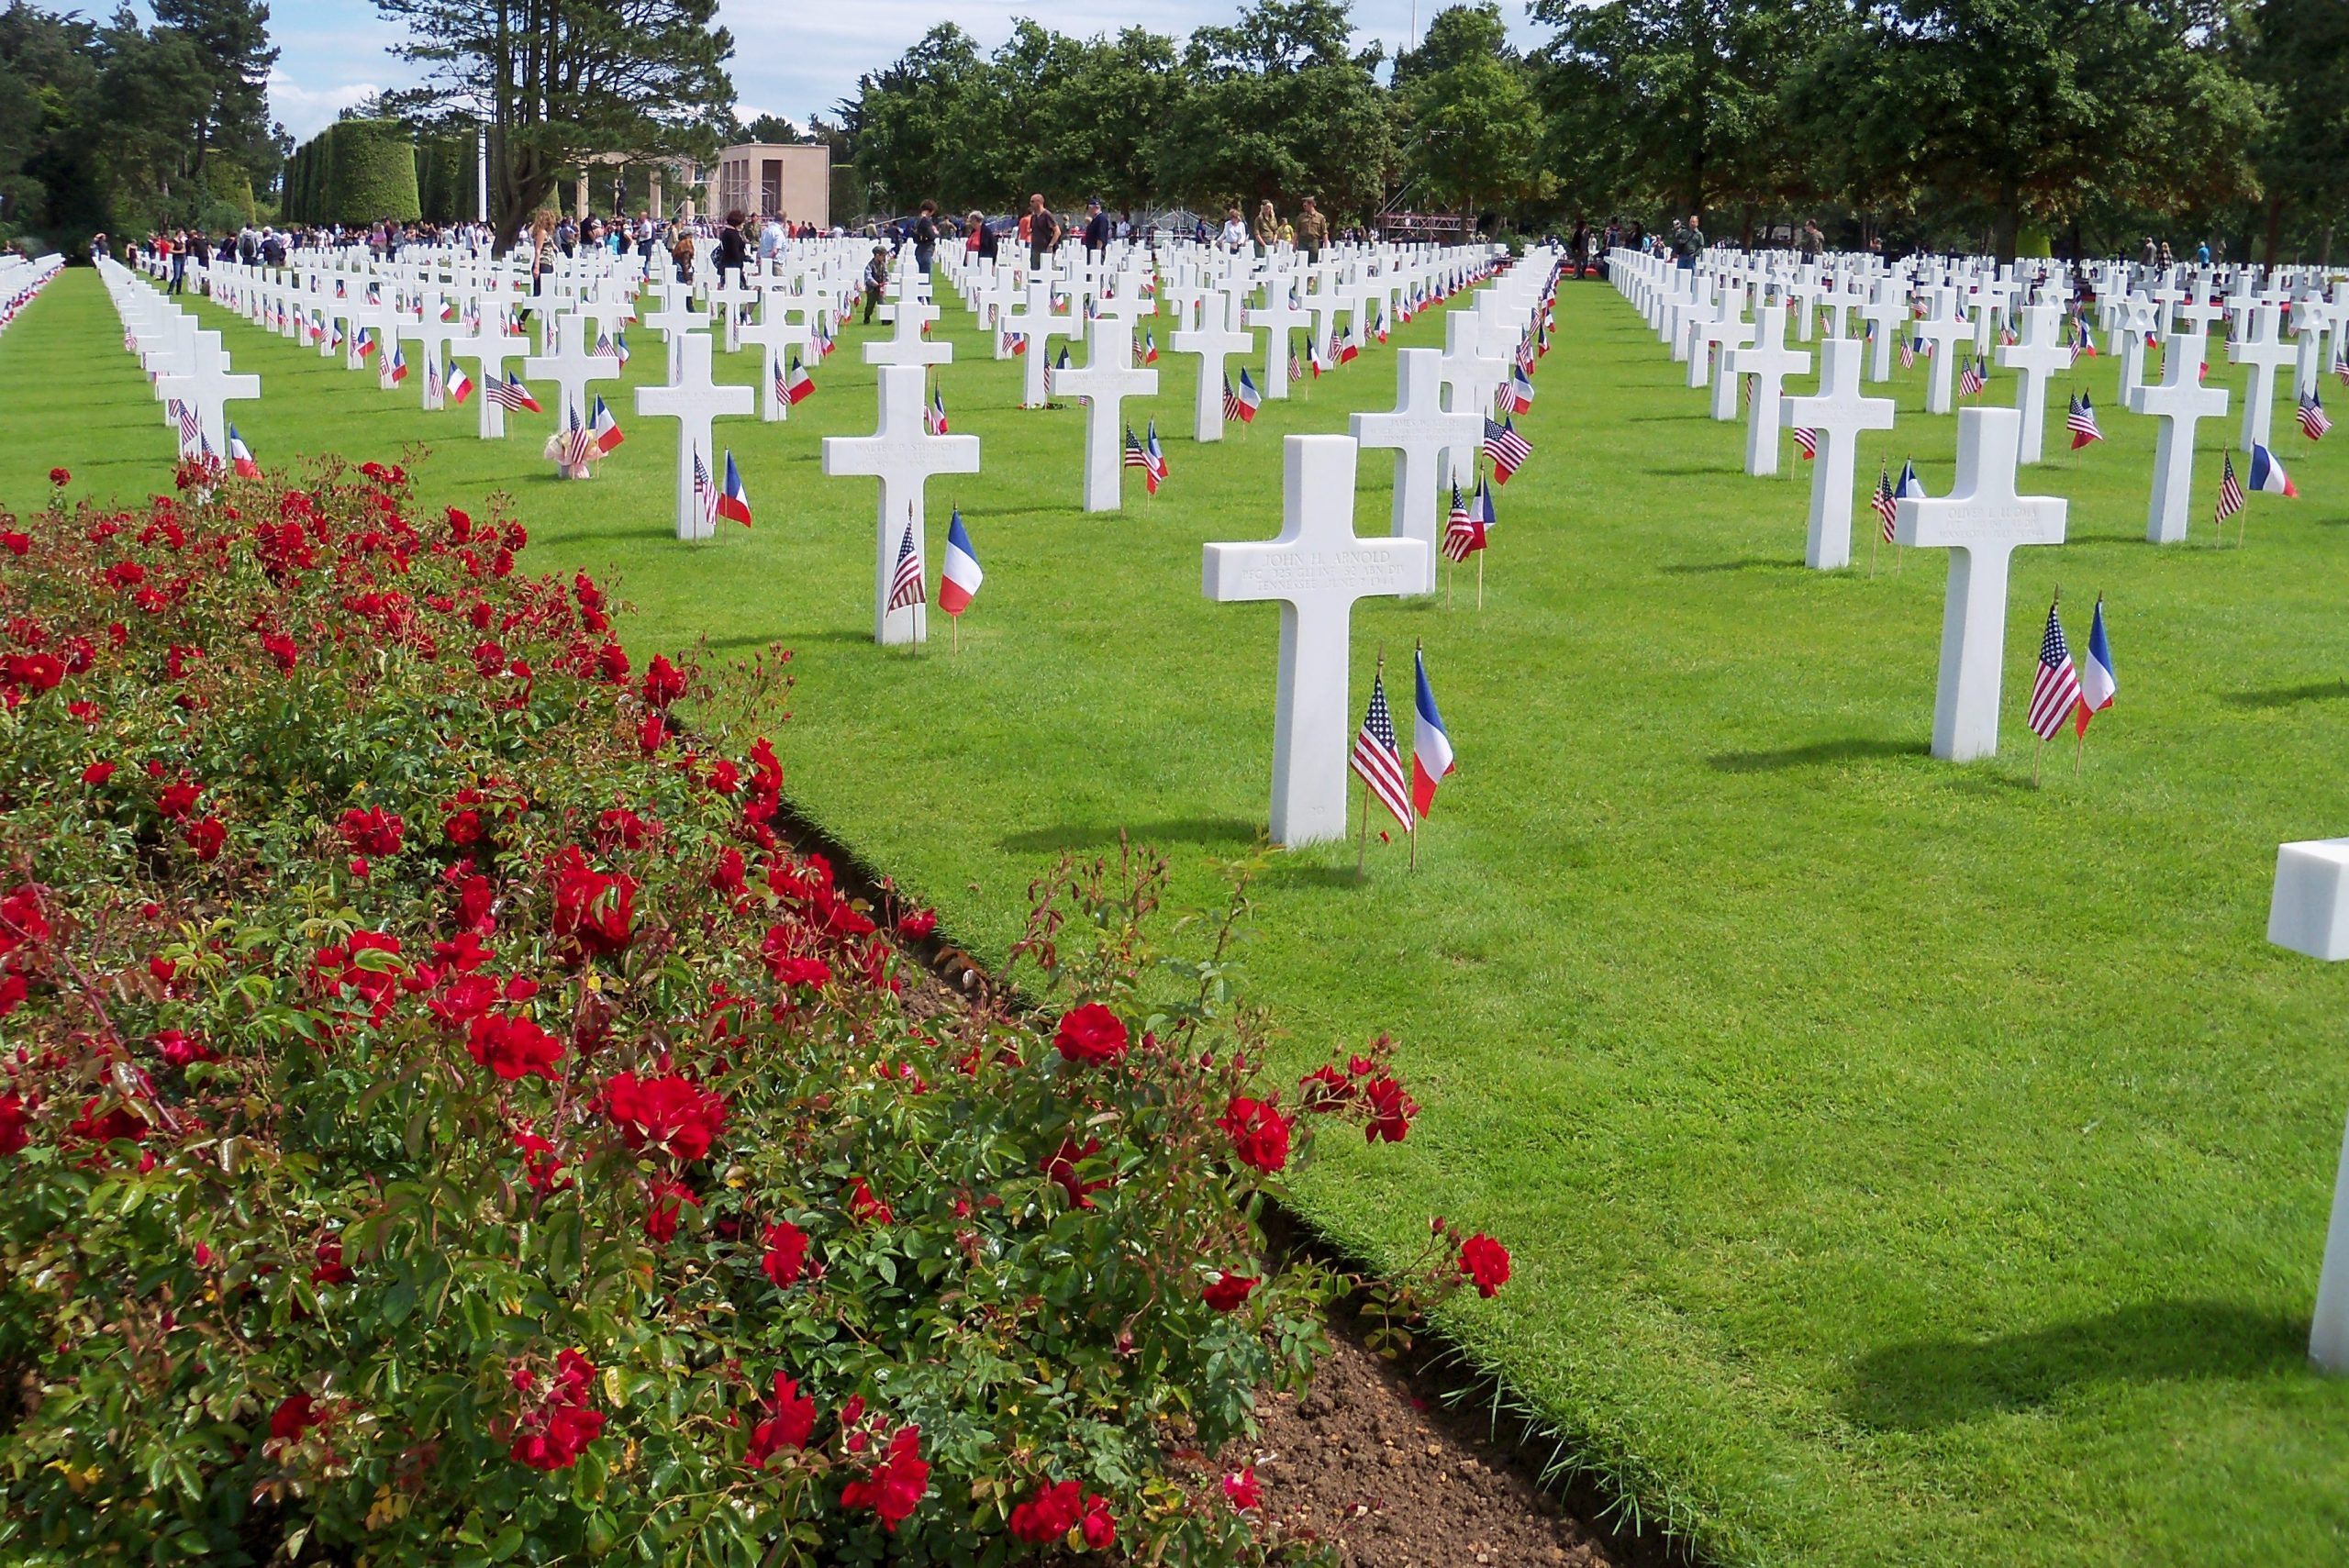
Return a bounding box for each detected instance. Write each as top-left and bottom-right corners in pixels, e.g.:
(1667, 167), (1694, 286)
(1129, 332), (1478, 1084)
(886, 517), (925, 611)
(2025, 599), (2083, 741)
(2335, 346), (2349, 388)
(694, 446), (718, 528)
(1350, 669), (1413, 828)
(1871, 463), (1898, 543)
(2066, 392), (2103, 448)
(1958, 355), (1987, 398)
(169, 398), (201, 452)
(487, 373), (540, 413)
(1793, 426), (1817, 460)
(1221, 375), (1244, 424)
(561, 404), (597, 468)
(1441, 484), (1482, 562)
(1898, 335), (1916, 370)
(1482, 417), (1531, 484)
(1124, 423), (1153, 488)
(2215, 450), (2245, 527)
(2301, 391), (2332, 440)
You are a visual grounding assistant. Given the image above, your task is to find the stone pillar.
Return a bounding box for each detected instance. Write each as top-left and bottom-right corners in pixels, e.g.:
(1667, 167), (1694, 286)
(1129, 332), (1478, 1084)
(649, 167), (663, 221)
(574, 173), (588, 220)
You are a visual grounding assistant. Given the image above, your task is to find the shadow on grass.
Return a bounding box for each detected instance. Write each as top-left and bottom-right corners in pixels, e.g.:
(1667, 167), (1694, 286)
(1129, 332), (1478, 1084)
(1842, 1299), (2305, 1432)
(999, 817), (1260, 854)
(1709, 738), (1925, 773)
(1660, 557), (1797, 576)
(2224, 680), (2349, 709)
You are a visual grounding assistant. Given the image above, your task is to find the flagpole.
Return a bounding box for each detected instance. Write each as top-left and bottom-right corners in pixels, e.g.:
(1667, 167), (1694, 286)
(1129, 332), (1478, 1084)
(2033, 734), (2044, 787)
(1476, 552), (1485, 610)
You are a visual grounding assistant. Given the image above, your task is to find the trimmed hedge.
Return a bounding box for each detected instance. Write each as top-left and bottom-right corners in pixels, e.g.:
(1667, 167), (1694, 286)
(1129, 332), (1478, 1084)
(282, 120), (420, 226)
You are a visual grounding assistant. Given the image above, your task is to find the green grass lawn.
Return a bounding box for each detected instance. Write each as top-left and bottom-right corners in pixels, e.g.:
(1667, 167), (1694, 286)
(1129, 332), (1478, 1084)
(8, 263), (2349, 1567)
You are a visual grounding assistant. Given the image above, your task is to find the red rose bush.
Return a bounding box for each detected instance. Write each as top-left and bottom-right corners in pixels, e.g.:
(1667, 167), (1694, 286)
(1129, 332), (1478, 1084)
(0, 460), (1507, 1564)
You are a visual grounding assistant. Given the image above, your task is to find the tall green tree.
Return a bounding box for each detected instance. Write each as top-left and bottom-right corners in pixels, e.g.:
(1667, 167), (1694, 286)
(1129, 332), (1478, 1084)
(1154, 0), (1397, 218)
(1396, 4), (1553, 220)
(1802, 0), (2261, 259)
(1535, 0), (1833, 232)
(150, 0), (278, 185)
(372, 0), (734, 248)
(2243, 0), (2349, 262)
(844, 23), (995, 213)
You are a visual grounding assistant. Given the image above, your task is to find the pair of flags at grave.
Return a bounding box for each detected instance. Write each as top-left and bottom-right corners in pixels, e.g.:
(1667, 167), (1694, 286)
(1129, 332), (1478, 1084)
(1351, 647), (1455, 829)
(1481, 417), (1531, 484)
(1443, 482), (1497, 562)
(2214, 444), (2297, 527)
(2066, 393), (2103, 448)
(777, 354), (815, 406)
(486, 373), (542, 413)
(1872, 460), (1926, 543)
(691, 448), (752, 529)
(2300, 391), (2332, 441)
(1123, 421), (1169, 492)
(2027, 595), (2118, 742)
(1222, 370), (1263, 424)
(883, 508), (984, 617)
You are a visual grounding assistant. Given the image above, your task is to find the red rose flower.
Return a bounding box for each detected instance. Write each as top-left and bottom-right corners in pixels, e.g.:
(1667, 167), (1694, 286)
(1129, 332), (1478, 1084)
(5, 651), (62, 692)
(595, 640), (629, 683)
(1217, 1095), (1291, 1173)
(48, 468), (69, 486)
(442, 806), (484, 845)
(1458, 1233), (1510, 1297)
(643, 1176), (699, 1241)
(513, 1128), (566, 1192)
(1201, 1272), (1258, 1312)
(896, 908), (937, 939)
(0, 531), (28, 556)
(80, 762), (116, 786)
(761, 1219), (808, 1287)
(1079, 1493), (1116, 1551)
(158, 781), (201, 819)
(1222, 1467), (1262, 1511)
(1009, 1479), (1084, 1544)
(1053, 1003), (1129, 1065)
(551, 846), (636, 957)
(270, 1393), (321, 1442)
(840, 1425), (928, 1531)
(183, 816), (226, 862)
(600, 1070), (728, 1161)
(846, 1177), (893, 1225)
(509, 1349), (605, 1471)
(1040, 1136), (1108, 1208)
(746, 1372), (817, 1468)
(150, 1029), (214, 1067)
(642, 653), (688, 707)
(310, 1236), (353, 1284)
(465, 1012), (564, 1081)
(1362, 1074), (1418, 1143)
(0, 1092), (30, 1155)
(338, 806), (405, 857)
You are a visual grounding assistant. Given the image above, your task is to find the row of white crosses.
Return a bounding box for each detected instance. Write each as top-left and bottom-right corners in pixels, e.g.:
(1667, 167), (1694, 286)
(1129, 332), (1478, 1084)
(100, 260), (260, 459)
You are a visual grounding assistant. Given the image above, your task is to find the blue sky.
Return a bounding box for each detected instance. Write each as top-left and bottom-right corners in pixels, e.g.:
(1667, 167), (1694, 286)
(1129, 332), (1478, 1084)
(67, 1), (1552, 141)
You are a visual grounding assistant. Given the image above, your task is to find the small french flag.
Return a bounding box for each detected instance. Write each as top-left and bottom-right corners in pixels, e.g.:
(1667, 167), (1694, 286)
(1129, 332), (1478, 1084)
(716, 450), (751, 527)
(2248, 442), (2298, 496)
(939, 508), (983, 616)
(592, 395), (624, 454)
(445, 359), (474, 405)
(1410, 645), (1454, 819)
(2076, 595), (2116, 735)
(227, 426), (260, 479)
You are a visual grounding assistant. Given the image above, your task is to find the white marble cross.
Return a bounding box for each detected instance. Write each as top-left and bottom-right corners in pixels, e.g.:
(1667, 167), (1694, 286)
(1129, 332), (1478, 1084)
(2265, 836), (2349, 1372)
(1052, 317), (1159, 511)
(710, 268), (759, 353)
(521, 311), (621, 436)
(1170, 289), (1254, 442)
(1726, 306), (1811, 475)
(1246, 287), (1313, 399)
(1005, 271), (1078, 407)
(738, 300), (813, 421)
(638, 284), (707, 384)
(154, 330), (260, 457)
(399, 293), (462, 411)
(450, 328), (530, 439)
(1202, 434), (1429, 846)
(1996, 301), (2075, 465)
(2230, 301), (2296, 450)
(1860, 284), (1911, 382)
(1352, 347), (1483, 595)
(1894, 406), (2068, 761)
(822, 364), (983, 645)
(1780, 337), (1895, 569)
(635, 331), (753, 540)
(863, 291), (948, 368)
(1916, 289), (1975, 414)
(2125, 326), (2230, 544)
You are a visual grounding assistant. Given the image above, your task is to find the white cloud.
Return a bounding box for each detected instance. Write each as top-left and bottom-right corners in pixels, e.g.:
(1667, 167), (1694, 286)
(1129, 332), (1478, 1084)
(268, 72), (390, 140)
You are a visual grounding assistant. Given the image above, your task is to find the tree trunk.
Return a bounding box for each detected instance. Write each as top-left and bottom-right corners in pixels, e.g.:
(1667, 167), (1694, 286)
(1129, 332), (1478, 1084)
(2263, 194), (2285, 269)
(2322, 225), (2335, 268)
(1991, 176), (2020, 262)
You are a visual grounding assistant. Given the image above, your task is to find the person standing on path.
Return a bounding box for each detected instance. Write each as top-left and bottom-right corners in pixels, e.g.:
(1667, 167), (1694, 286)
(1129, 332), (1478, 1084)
(1082, 197), (1110, 260)
(1296, 197), (1327, 262)
(1252, 199), (1277, 257)
(913, 200), (940, 278)
(1026, 194), (1059, 271)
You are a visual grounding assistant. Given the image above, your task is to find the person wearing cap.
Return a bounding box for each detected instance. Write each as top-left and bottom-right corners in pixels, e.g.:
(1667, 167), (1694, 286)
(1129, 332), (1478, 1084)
(1083, 197), (1111, 258)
